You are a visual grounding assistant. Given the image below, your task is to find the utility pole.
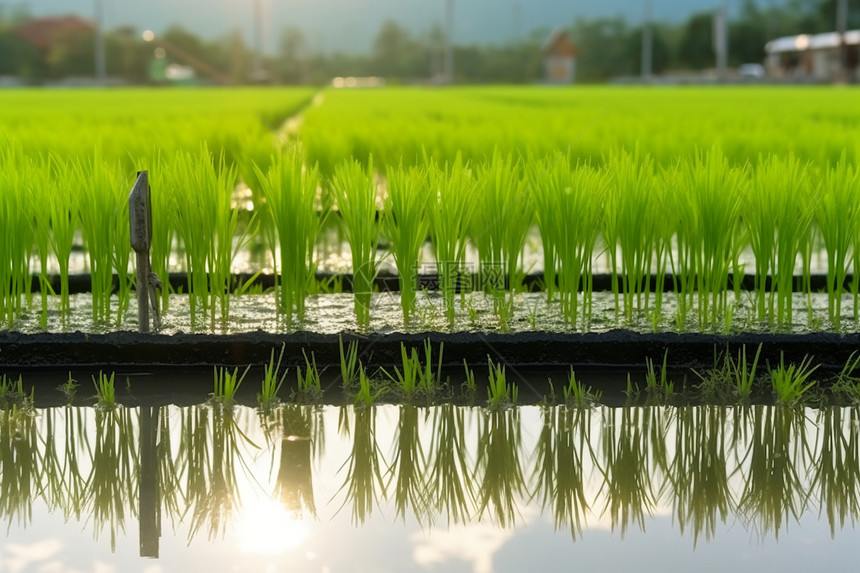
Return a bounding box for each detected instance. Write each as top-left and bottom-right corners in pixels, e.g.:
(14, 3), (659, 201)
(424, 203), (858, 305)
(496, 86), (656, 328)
(444, 0), (455, 83)
(837, 0), (848, 82)
(714, 0), (728, 80)
(252, 0), (265, 82)
(641, 0), (653, 79)
(94, 0), (106, 85)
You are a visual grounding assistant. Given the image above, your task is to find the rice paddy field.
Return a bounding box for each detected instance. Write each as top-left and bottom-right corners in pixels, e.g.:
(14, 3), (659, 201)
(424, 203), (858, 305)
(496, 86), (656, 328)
(2, 85), (860, 571)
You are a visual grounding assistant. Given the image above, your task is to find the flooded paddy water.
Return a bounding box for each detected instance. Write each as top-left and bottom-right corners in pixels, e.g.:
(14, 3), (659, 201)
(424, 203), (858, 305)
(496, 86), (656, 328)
(2, 402), (859, 572)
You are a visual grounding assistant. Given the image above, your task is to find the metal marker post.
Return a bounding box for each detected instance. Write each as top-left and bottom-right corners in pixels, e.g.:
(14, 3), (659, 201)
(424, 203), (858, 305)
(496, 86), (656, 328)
(129, 171), (156, 333)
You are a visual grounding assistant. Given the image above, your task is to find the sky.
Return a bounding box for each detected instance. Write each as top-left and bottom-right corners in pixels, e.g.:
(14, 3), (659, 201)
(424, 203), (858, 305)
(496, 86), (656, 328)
(10, 0), (730, 53)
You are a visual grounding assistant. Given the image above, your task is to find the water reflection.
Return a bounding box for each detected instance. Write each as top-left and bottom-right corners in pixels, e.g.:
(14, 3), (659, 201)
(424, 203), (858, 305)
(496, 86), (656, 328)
(1, 403), (859, 558)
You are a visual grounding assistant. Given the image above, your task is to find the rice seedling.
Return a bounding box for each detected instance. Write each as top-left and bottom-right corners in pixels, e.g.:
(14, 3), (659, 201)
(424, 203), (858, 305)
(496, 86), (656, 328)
(532, 155), (605, 326)
(670, 147), (747, 329)
(170, 145), (243, 330)
(471, 151), (532, 304)
(258, 344), (288, 408)
(0, 145), (34, 328)
(746, 155), (815, 325)
(830, 351), (860, 403)
(427, 155), (476, 324)
(0, 374), (31, 409)
(255, 151), (322, 326)
(644, 349), (674, 397)
(212, 365), (251, 405)
(58, 372), (79, 402)
(354, 364), (381, 406)
(816, 155), (859, 325)
(769, 353), (819, 405)
(339, 335), (360, 387)
(333, 158), (380, 329)
(296, 349), (322, 398)
(487, 357), (517, 408)
(73, 150), (127, 325)
(603, 147), (663, 322)
(463, 359), (477, 394)
(563, 369), (602, 407)
(381, 343), (420, 397)
(382, 164), (430, 321)
(92, 371), (116, 408)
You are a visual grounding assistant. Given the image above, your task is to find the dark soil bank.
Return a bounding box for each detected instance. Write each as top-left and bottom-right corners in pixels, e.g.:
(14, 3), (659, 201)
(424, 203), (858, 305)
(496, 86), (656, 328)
(1, 329), (857, 372)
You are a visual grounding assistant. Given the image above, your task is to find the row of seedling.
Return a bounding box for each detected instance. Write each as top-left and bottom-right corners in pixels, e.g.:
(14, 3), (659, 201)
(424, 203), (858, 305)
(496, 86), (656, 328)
(5, 340), (860, 410)
(4, 145), (860, 333)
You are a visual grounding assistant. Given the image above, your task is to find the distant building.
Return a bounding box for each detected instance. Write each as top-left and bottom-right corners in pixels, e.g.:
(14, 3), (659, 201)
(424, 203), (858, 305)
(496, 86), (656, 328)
(14, 15), (95, 51)
(765, 30), (860, 82)
(542, 29), (577, 84)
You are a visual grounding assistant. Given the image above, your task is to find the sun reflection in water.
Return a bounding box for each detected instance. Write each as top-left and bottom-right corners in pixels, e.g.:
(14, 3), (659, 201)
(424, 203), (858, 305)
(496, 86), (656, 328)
(236, 497), (311, 555)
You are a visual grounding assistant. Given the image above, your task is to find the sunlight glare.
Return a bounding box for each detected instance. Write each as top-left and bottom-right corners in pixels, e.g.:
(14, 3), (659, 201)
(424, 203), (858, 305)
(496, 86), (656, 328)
(236, 498), (311, 555)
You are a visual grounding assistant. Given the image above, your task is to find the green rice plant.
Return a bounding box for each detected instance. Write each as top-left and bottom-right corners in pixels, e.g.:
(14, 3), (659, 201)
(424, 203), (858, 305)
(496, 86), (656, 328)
(769, 352), (819, 405)
(339, 335), (360, 387)
(381, 343), (420, 397)
(0, 145), (34, 328)
(332, 158), (380, 329)
(417, 339), (444, 393)
(829, 351), (860, 403)
(644, 349), (674, 396)
(427, 155), (476, 325)
(0, 374), (29, 409)
(92, 371), (116, 408)
(603, 147), (662, 321)
(45, 155), (81, 325)
(670, 147), (747, 329)
(463, 359), (477, 394)
(746, 155), (815, 325)
(212, 365), (251, 405)
(354, 363), (381, 406)
(472, 151), (532, 304)
(487, 357), (517, 408)
(817, 154), (859, 325)
(258, 344), (288, 408)
(73, 149), (127, 324)
(254, 151), (322, 326)
(382, 163), (430, 321)
(24, 155), (57, 328)
(296, 349), (322, 398)
(169, 145), (243, 331)
(532, 156), (605, 326)
(58, 372), (79, 402)
(563, 369), (602, 407)
(730, 344), (762, 398)
(147, 153), (178, 313)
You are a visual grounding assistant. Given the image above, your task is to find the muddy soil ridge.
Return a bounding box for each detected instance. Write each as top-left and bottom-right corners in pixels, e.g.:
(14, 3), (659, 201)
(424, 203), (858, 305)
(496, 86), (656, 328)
(1, 329), (857, 371)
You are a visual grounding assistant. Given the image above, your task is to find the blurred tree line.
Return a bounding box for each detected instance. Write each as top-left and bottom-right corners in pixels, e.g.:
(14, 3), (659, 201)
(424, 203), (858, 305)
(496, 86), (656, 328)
(0, 0), (856, 84)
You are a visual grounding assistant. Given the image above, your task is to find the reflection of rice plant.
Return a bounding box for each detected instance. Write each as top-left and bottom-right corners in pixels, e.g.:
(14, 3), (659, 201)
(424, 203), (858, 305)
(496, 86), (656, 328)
(563, 369), (601, 407)
(212, 365), (250, 405)
(258, 345), (287, 409)
(769, 353), (819, 405)
(487, 357), (517, 409)
(92, 371), (116, 408)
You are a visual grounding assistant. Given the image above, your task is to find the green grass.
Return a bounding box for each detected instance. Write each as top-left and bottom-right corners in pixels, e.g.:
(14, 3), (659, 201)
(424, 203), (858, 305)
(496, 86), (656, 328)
(563, 369), (602, 407)
(487, 357), (518, 409)
(296, 349), (322, 399)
